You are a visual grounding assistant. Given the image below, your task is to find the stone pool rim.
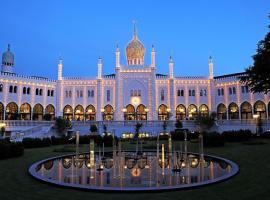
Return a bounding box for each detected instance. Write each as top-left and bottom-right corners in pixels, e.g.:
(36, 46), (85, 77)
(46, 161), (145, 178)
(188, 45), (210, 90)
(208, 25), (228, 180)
(28, 151), (239, 192)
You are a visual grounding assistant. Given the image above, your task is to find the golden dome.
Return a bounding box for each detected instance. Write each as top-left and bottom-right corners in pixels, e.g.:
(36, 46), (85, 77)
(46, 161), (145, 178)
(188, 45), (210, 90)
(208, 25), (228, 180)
(126, 24), (145, 65)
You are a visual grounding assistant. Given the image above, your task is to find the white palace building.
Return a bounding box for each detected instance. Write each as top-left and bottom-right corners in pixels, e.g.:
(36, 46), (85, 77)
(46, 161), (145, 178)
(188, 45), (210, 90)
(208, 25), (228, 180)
(0, 28), (270, 124)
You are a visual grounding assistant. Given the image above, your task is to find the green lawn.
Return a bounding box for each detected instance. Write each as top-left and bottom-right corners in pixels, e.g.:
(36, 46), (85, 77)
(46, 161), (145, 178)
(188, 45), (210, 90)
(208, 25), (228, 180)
(1, 139), (270, 200)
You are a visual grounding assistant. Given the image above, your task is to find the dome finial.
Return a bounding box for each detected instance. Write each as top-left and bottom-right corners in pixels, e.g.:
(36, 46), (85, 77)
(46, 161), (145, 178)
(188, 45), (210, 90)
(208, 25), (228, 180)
(132, 20), (138, 39)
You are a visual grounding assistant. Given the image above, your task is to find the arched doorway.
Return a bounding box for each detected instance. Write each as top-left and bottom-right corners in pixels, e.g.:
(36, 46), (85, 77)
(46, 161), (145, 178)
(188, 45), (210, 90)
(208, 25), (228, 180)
(33, 104), (44, 121)
(240, 102), (252, 119)
(124, 104), (136, 120)
(103, 105), (114, 121)
(85, 105), (96, 121)
(254, 101), (266, 119)
(74, 105), (84, 121)
(176, 104), (186, 120)
(137, 104), (147, 120)
(217, 103), (227, 120)
(63, 105), (73, 120)
(188, 104), (198, 119)
(45, 104), (55, 121)
(199, 104), (209, 117)
(228, 103), (239, 119)
(0, 102), (4, 120)
(20, 103), (31, 120)
(6, 102), (18, 120)
(158, 104), (168, 121)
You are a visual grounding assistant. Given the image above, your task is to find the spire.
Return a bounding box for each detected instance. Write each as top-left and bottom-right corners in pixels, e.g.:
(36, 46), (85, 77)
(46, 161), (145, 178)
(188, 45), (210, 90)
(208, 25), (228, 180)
(169, 55), (173, 63)
(208, 55), (214, 79)
(7, 44), (10, 51)
(133, 20), (138, 39)
(209, 55), (213, 63)
(116, 44), (119, 52)
(151, 44), (155, 52)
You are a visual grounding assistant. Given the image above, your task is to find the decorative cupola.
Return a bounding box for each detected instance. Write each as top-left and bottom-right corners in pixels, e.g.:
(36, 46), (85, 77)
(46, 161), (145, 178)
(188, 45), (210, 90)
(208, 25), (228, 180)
(1, 44), (14, 73)
(126, 22), (145, 66)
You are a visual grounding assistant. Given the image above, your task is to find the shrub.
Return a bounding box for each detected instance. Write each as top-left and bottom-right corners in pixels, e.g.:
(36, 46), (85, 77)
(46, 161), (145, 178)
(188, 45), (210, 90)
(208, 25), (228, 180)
(51, 136), (71, 145)
(222, 130), (253, 142)
(0, 139), (24, 159)
(22, 138), (52, 148)
(202, 132), (225, 147)
(171, 130), (198, 141)
(90, 124), (98, 134)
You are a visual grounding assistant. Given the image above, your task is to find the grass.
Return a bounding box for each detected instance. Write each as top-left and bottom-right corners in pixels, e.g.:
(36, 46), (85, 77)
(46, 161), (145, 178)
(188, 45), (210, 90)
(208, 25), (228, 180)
(1, 139), (270, 200)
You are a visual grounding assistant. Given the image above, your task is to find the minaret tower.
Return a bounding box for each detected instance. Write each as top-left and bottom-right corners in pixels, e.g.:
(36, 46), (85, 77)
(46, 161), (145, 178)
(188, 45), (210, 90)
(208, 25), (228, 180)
(1, 44), (14, 73)
(169, 56), (174, 79)
(98, 57), (102, 79)
(115, 45), (120, 68)
(209, 56), (214, 79)
(57, 58), (63, 80)
(151, 45), (155, 68)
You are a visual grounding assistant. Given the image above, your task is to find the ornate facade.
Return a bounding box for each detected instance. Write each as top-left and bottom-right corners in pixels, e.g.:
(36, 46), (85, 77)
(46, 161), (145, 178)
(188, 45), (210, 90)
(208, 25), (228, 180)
(0, 28), (269, 122)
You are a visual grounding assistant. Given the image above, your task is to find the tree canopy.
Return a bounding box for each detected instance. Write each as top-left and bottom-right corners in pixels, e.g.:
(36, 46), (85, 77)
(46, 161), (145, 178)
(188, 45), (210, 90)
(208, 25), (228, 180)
(240, 15), (270, 94)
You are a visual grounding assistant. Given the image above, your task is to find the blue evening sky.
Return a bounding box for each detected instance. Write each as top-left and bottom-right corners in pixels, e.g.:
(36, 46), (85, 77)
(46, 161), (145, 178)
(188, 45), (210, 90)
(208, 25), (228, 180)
(0, 0), (269, 79)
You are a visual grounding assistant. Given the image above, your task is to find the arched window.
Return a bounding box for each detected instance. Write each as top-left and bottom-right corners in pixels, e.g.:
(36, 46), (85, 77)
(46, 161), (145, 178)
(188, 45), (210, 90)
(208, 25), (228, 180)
(199, 104), (209, 117)
(137, 104), (147, 120)
(50, 90), (54, 97)
(33, 104), (44, 121)
(254, 101), (266, 119)
(20, 103), (31, 120)
(74, 105), (84, 121)
(9, 85), (13, 93)
(124, 104), (135, 120)
(27, 87), (30, 94)
(35, 88), (39, 95)
(240, 102), (252, 119)
(39, 89), (43, 96)
(45, 104), (55, 120)
(217, 103), (227, 120)
(69, 91), (72, 98)
(47, 90), (50, 96)
(6, 102), (18, 120)
(188, 104), (198, 119)
(158, 104), (168, 121)
(85, 105), (96, 121)
(13, 86), (17, 93)
(228, 103), (239, 119)
(161, 89), (165, 101)
(176, 104), (186, 120)
(23, 87), (26, 94)
(63, 105), (73, 120)
(0, 84), (3, 92)
(103, 105), (114, 121)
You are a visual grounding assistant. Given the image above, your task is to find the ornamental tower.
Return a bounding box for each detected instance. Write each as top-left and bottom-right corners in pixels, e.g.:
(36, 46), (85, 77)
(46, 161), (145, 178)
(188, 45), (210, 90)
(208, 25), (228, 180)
(1, 44), (14, 73)
(125, 22), (145, 66)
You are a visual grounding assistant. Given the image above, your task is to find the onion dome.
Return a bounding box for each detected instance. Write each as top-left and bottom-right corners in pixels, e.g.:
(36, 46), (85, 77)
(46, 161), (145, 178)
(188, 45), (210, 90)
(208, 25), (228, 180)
(2, 44), (14, 66)
(126, 23), (145, 65)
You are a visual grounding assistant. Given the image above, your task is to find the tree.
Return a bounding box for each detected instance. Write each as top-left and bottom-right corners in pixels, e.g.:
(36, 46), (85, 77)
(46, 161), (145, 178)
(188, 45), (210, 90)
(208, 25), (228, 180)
(195, 112), (216, 133)
(175, 120), (183, 129)
(90, 124), (98, 135)
(55, 117), (71, 136)
(134, 122), (143, 139)
(240, 15), (270, 94)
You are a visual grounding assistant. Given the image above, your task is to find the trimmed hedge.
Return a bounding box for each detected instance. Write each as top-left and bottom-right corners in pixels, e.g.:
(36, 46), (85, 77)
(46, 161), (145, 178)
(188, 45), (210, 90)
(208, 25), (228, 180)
(0, 139), (24, 159)
(222, 130), (253, 142)
(202, 132), (225, 147)
(22, 138), (52, 148)
(171, 129), (199, 141)
(22, 134), (118, 149)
